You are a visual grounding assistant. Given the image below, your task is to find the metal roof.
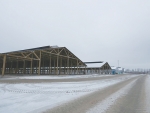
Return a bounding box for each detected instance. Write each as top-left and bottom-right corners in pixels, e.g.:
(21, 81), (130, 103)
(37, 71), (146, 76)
(0, 45), (86, 66)
(86, 62), (107, 68)
(1, 46), (56, 54)
(84, 61), (103, 64)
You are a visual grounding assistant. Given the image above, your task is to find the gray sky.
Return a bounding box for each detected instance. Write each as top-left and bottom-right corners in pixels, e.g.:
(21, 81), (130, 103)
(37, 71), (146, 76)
(0, 0), (150, 69)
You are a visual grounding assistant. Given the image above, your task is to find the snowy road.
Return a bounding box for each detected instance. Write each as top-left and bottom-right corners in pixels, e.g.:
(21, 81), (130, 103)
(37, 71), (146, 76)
(0, 74), (149, 113)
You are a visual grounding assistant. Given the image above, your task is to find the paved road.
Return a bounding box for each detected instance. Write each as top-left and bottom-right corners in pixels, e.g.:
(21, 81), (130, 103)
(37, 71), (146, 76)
(44, 75), (148, 113)
(105, 75), (147, 113)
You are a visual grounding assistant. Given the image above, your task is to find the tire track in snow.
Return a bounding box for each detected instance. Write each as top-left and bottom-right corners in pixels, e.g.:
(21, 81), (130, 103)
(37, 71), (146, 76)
(3, 83), (97, 94)
(2, 75), (137, 95)
(2, 79), (124, 94)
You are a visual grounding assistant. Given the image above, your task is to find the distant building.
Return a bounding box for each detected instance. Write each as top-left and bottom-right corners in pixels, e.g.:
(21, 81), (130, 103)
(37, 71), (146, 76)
(85, 62), (112, 74)
(111, 66), (124, 74)
(111, 66), (118, 74)
(116, 67), (124, 74)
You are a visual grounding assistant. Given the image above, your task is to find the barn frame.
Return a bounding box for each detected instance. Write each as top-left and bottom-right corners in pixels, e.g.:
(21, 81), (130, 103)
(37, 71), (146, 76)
(0, 46), (86, 76)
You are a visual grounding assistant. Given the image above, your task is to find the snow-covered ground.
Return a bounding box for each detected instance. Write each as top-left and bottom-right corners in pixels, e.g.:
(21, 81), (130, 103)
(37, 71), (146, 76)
(0, 75), (137, 113)
(1, 74), (115, 80)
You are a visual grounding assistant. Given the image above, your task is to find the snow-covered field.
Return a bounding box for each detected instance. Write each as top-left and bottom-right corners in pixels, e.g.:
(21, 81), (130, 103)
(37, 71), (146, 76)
(0, 74), (139, 113)
(1, 74), (115, 80)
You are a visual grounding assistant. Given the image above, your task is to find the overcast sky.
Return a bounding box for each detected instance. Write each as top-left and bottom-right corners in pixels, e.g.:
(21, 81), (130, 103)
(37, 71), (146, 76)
(0, 0), (150, 69)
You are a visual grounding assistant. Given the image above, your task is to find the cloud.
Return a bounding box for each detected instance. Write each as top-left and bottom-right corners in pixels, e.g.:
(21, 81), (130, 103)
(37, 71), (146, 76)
(0, 0), (150, 69)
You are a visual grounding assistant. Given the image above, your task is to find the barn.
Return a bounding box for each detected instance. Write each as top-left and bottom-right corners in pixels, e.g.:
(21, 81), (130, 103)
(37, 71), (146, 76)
(0, 46), (86, 76)
(85, 62), (112, 74)
(0, 46), (112, 76)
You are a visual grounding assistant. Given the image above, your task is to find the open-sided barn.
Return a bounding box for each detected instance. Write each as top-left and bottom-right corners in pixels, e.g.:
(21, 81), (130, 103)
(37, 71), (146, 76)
(0, 46), (112, 76)
(0, 46), (86, 76)
(85, 62), (112, 74)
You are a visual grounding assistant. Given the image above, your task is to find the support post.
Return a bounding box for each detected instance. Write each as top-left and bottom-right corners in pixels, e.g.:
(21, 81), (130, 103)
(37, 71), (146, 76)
(42, 60), (44, 75)
(56, 55), (59, 75)
(64, 60), (66, 75)
(2, 55), (6, 76)
(11, 61), (12, 74)
(54, 58), (56, 75)
(49, 55), (51, 75)
(60, 57), (62, 75)
(8, 62), (10, 74)
(67, 57), (69, 74)
(23, 60), (26, 74)
(16, 60), (18, 74)
(38, 51), (41, 75)
(30, 60), (33, 74)
(71, 60), (72, 75)
(77, 60), (78, 74)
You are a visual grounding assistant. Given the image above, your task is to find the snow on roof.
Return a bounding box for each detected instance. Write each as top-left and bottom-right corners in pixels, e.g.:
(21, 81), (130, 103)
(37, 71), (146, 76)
(51, 45), (59, 48)
(111, 66), (124, 70)
(86, 62), (106, 68)
(111, 66), (117, 69)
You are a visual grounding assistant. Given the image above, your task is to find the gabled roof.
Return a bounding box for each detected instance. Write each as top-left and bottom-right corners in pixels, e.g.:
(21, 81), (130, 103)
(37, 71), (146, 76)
(86, 62), (106, 68)
(111, 66), (117, 69)
(0, 45), (86, 66)
(1, 46), (58, 54)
